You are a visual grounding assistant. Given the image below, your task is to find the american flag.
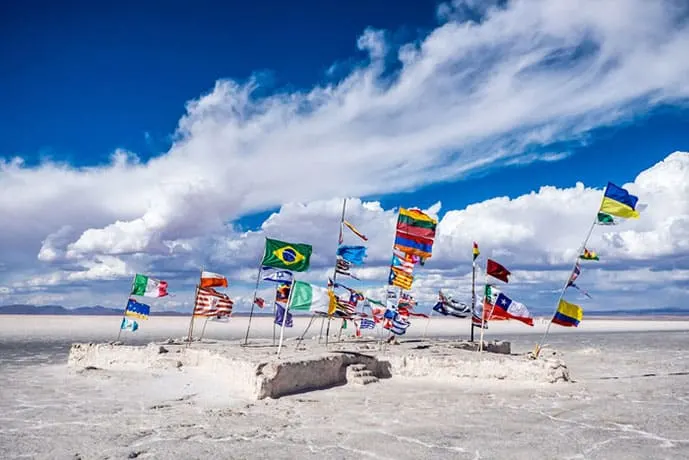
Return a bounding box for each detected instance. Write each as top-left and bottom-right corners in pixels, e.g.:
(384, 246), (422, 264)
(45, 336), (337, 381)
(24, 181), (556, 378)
(194, 287), (233, 317)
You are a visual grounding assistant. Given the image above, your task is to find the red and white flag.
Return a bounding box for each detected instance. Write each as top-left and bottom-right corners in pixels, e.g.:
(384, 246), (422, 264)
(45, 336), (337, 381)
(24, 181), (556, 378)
(200, 271), (228, 289)
(254, 297), (265, 309)
(194, 287), (233, 317)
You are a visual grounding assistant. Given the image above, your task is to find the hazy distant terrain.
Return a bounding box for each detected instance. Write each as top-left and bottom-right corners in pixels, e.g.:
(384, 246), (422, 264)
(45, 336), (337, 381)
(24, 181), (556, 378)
(1, 317), (688, 459)
(2, 304), (688, 317)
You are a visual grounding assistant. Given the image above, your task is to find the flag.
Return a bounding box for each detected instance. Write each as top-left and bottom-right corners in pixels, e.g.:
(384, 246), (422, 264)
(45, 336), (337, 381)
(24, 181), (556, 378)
(131, 274), (168, 298)
(596, 212), (617, 226)
(473, 242), (480, 261)
(200, 271), (228, 289)
(396, 208), (437, 240)
(486, 259), (511, 283)
(335, 257), (359, 279)
(261, 238), (312, 272)
(472, 311), (487, 329)
(194, 287), (233, 317)
(389, 266), (413, 290)
(343, 220), (368, 241)
(552, 299), (583, 327)
(275, 283), (291, 304)
(120, 317), (139, 332)
(393, 207), (438, 259)
(568, 261), (581, 286)
(274, 304), (293, 327)
(599, 182), (640, 219)
(336, 245), (367, 265)
(124, 298), (151, 320)
(261, 267), (294, 284)
(432, 301), (470, 318)
(360, 318), (375, 329)
(432, 290), (470, 317)
(386, 315), (410, 335)
(391, 252), (414, 274)
(570, 283), (593, 299)
(580, 248), (599, 261)
(254, 297), (265, 309)
(399, 307), (429, 318)
(393, 234), (434, 260)
(493, 293), (534, 326)
(482, 285), (510, 321)
(288, 281), (331, 314)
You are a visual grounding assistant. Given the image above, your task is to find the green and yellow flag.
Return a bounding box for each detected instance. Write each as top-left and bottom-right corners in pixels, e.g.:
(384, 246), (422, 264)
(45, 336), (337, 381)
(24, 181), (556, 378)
(261, 238), (312, 272)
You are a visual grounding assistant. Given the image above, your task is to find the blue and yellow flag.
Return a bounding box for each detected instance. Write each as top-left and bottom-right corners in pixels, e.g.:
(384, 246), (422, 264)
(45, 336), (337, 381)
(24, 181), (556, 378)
(124, 298), (150, 320)
(552, 299), (583, 327)
(599, 182), (640, 219)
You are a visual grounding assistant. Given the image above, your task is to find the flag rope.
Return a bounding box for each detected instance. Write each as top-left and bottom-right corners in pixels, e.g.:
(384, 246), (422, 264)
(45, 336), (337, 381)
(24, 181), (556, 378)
(533, 190), (606, 358)
(277, 281), (297, 357)
(325, 198), (347, 347)
(242, 251), (266, 346)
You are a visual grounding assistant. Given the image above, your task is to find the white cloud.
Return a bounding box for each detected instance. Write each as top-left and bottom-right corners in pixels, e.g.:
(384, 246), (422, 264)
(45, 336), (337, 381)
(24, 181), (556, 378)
(2, 1), (689, 310)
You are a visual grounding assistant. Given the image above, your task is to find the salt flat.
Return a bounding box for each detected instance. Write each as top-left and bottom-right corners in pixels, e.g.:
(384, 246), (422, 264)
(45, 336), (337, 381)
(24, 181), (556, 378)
(1, 316), (688, 459)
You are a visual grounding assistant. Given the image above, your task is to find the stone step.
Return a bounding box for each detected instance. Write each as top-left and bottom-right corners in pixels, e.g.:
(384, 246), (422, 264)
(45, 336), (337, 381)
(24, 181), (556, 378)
(351, 370), (374, 378)
(348, 364), (368, 372)
(351, 375), (379, 385)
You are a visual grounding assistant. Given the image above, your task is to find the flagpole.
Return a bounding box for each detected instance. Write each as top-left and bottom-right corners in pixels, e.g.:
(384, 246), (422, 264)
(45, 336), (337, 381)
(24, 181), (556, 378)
(422, 303), (433, 339)
(326, 198), (347, 348)
(470, 260), (476, 342)
(533, 216), (597, 358)
(186, 267), (203, 346)
(116, 276), (135, 341)
(199, 317), (210, 341)
(242, 252), (265, 346)
(272, 284), (279, 346)
(277, 280), (296, 357)
(479, 266), (488, 352)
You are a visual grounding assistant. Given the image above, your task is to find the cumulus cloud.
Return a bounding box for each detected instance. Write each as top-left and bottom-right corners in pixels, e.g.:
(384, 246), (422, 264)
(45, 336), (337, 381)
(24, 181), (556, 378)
(2, 0), (689, 310)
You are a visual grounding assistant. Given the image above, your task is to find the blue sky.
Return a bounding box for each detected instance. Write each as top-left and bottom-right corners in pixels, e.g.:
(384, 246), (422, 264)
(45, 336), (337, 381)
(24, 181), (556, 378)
(1, 0), (689, 315)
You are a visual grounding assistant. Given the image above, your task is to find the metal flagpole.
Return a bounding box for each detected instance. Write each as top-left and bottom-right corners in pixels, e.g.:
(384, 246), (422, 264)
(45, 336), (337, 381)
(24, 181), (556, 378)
(199, 317), (210, 341)
(186, 268), (203, 346)
(242, 253), (266, 346)
(116, 275), (135, 341)
(533, 217), (598, 358)
(470, 260), (476, 342)
(326, 198), (347, 347)
(478, 267), (489, 352)
(277, 281), (296, 357)
(272, 285), (279, 346)
(296, 313), (318, 350)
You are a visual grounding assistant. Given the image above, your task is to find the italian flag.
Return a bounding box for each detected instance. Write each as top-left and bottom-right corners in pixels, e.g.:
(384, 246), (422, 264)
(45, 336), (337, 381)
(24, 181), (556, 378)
(131, 274), (168, 298)
(288, 281), (330, 314)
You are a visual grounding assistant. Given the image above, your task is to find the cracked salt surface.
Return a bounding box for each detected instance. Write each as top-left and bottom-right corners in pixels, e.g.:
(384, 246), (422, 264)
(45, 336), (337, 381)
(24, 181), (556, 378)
(1, 316), (688, 459)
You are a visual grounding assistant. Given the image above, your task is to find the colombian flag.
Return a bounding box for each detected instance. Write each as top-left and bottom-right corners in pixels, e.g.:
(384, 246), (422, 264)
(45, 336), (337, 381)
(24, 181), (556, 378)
(599, 182), (640, 219)
(552, 299), (583, 327)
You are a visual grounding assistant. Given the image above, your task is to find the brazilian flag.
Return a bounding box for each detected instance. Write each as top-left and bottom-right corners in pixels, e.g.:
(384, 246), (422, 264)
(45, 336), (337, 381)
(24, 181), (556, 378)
(261, 238), (313, 272)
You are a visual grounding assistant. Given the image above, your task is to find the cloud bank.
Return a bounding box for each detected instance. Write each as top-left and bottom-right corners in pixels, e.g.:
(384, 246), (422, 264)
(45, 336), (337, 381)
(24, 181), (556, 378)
(1, 0), (689, 312)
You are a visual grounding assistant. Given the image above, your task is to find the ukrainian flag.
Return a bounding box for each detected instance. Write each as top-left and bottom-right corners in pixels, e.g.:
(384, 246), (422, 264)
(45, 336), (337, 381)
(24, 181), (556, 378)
(552, 299), (583, 327)
(599, 182), (640, 219)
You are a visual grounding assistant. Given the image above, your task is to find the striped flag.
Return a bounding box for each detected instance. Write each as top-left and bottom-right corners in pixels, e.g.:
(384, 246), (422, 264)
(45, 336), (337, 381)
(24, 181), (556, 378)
(386, 315), (410, 335)
(360, 318), (376, 329)
(194, 287), (233, 317)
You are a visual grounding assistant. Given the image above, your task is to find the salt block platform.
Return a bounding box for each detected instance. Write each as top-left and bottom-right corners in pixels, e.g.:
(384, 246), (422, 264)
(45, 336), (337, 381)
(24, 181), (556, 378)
(68, 338), (570, 400)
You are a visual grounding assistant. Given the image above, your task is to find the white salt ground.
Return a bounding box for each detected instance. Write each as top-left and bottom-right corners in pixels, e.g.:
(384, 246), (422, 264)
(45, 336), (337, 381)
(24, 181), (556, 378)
(1, 316), (688, 459)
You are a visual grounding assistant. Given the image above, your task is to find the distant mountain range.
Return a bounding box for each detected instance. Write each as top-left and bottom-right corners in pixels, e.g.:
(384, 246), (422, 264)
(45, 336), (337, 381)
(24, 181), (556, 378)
(0, 304), (687, 317)
(0, 304), (187, 316)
